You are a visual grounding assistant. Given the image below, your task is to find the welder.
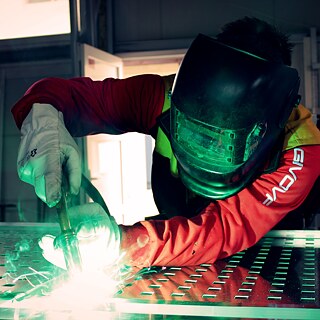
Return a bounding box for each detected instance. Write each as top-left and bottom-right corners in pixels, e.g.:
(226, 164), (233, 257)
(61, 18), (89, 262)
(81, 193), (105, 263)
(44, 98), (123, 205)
(11, 17), (320, 269)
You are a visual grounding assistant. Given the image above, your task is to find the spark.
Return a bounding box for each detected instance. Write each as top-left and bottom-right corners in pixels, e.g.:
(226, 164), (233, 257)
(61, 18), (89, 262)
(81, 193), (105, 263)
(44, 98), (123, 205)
(27, 267), (50, 281)
(5, 258), (131, 311)
(1, 229), (158, 318)
(2, 253), (164, 319)
(5, 268), (125, 320)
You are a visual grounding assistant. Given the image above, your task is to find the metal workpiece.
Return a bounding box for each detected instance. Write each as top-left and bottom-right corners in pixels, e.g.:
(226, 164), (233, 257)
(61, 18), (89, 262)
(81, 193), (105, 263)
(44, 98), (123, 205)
(0, 224), (319, 319)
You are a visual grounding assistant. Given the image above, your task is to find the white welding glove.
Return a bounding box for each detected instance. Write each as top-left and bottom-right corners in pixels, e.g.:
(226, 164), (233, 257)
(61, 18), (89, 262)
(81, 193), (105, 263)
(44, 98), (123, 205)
(39, 203), (121, 271)
(17, 103), (81, 207)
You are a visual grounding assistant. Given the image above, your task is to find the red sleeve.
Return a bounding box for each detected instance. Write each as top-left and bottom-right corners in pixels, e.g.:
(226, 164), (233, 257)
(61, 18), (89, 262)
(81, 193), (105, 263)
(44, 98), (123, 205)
(120, 145), (320, 267)
(11, 75), (165, 137)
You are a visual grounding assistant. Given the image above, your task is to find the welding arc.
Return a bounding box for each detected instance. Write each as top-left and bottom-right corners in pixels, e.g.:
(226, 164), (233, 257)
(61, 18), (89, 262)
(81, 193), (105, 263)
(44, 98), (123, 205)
(81, 174), (110, 216)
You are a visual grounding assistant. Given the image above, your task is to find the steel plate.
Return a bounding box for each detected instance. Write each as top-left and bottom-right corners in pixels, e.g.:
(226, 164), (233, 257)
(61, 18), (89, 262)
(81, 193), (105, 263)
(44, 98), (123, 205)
(0, 223), (319, 319)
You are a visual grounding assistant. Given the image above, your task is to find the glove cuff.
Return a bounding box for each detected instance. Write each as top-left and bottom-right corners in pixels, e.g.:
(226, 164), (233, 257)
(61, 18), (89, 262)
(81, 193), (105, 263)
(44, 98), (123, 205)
(21, 103), (65, 134)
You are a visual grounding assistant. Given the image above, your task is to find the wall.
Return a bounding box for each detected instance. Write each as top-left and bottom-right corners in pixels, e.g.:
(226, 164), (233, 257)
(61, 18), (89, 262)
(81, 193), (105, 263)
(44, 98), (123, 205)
(110, 0), (320, 53)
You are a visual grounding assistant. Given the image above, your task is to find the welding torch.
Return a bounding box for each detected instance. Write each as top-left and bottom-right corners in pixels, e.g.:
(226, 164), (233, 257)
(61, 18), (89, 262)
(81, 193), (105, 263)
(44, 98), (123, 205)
(56, 187), (83, 274)
(56, 174), (110, 274)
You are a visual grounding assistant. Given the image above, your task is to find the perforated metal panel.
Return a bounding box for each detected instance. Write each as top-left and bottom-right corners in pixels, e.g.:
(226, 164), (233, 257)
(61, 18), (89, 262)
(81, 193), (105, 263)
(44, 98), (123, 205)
(0, 223), (59, 299)
(0, 223), (319, 319)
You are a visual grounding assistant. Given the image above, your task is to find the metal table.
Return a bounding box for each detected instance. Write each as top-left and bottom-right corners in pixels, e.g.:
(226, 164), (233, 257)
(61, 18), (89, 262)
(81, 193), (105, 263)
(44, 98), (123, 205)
(0, 223), (319, 319)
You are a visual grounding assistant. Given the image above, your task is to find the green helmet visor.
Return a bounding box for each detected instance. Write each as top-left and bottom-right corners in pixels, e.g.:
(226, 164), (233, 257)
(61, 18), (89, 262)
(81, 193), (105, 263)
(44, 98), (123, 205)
(173, 107), (267, 171)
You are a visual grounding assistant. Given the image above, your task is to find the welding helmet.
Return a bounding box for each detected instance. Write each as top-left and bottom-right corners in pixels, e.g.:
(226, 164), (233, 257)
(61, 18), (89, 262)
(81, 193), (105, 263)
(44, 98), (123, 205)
(170, 34), (300, 199)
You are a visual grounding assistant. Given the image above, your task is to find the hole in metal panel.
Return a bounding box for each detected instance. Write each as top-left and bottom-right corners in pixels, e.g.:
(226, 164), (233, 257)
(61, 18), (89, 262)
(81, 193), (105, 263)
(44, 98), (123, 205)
(202, 294), (217, 298)
(163, 273), (175, 276)
(195, 268), (207, 272)
(217, 275), (229, 279)
(221, 270), (233, 273)
(228, 259), (241, 264)
(171, 292), (185, 297)
(239, 288), (252, 292)
(157, 278), (169, 282)
(185, 279), (197, 283)
(268, 296), (282, 300)
(250, 266), (263, 269)
(149, 285), (161, 288)
(200, 263), (212, 267)
(169, 267), (181, 271)
(141, 291), (154, 296)
(241, 282), (255, 286)
(279, 258), (291, 262)
(304, 257), (315, 261)
(269, 289), (283, 293)
(305, 237), (315, 241)
(303, 272), (315, 276)
(305, 253), (315, 257)
(273, 277), (286, 281)
(255, 256), (267, 260)
(232, 255), (244, 259)
(208, 287), (221, 291)
(246, 276), (258, 280)
(213, 281), (226, 284)
(190, 274), (202, 278)
(304, 262), (315, 266)
(304, 267), (315, 271)
(257, 252), (269, 256)
(278, 261), (290, 265)
(301, 290), (315, 294)
(178, 286), (191, 290)
(234, 295), (249, 299)
(302, 283), (315, 287)
(281, 252), (292, 256)
(271, 282), (285, 287)
(3, 284), (15, 287)
(301, 297), (316, 301)
(225, 264), (237, 268)
(305, 249), (315, 252)
(276, 266), (289, 270)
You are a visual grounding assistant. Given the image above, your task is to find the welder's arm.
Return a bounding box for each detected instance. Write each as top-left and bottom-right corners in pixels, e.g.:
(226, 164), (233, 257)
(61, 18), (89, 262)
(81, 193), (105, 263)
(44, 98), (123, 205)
(11, 75), (166, 137)
(120, 146), (320, 267)
(39, 203), (121, 271)
(17, 103), (81, 207)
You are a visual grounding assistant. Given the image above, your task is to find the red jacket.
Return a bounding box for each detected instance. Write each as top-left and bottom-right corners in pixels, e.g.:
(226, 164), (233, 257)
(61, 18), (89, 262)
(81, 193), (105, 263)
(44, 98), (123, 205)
(12, 75), (320, 267)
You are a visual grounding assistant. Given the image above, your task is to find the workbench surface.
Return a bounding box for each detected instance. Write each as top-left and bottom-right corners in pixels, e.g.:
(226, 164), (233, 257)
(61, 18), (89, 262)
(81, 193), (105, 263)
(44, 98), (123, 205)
(0, 223), (319, 319)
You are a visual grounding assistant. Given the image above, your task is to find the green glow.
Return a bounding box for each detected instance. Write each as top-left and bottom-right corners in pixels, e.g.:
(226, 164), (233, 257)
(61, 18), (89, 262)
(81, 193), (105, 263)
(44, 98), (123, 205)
(10, 270), (120, 312)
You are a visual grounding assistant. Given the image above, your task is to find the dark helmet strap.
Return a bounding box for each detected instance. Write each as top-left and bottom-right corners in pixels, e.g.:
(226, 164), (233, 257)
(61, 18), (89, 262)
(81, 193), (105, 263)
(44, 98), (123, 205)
(156, 109), (171, 139)
(262, 130), (286, 174)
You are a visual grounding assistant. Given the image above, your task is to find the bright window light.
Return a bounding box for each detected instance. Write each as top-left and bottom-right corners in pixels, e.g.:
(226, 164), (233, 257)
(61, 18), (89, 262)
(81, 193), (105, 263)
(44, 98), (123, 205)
(0, 0), (70, 40)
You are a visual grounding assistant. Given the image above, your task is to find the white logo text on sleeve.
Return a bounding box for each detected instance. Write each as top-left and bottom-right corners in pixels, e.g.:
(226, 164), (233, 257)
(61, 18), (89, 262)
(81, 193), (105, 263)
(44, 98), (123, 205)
(263, 148), (304, 206)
